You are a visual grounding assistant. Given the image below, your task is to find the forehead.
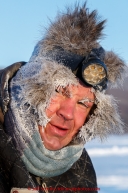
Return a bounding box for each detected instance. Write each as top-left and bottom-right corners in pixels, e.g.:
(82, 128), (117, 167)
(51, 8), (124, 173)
(67, 83), (95, 100)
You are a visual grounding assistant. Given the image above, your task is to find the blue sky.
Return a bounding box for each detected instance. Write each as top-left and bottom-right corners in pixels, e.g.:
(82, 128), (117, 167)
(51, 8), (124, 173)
(0, 0), (128, 68)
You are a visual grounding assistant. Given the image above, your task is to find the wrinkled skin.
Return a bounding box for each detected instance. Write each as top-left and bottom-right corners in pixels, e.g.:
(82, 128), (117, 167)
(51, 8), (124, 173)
(39, 83), (95, 150)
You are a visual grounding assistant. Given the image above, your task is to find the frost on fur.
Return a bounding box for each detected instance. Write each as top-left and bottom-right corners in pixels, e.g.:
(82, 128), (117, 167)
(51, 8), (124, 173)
(41, 3), (106, 56)
(10, 58), (125, 145)
(10, 59), (78, 128)
(77, 91), (124, 142)
(104, 51), (128, 88)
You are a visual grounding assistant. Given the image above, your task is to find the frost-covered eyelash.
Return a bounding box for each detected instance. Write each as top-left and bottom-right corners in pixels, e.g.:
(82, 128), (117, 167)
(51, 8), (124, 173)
(78, 98), (94, 107)
(78, 101), (89, 108)
(80, 98), (94, 103)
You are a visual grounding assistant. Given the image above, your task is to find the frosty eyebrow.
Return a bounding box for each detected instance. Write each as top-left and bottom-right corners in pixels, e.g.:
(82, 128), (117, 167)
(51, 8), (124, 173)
(55, 86), (72, 97)
(79, 98), (94, 104)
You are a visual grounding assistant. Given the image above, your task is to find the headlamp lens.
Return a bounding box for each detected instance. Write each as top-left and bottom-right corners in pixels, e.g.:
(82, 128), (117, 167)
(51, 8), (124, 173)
(83, 64), (106, 85)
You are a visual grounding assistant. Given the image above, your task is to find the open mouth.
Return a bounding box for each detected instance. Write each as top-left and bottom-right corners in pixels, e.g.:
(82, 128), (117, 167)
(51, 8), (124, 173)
(49, 123), (69, 137)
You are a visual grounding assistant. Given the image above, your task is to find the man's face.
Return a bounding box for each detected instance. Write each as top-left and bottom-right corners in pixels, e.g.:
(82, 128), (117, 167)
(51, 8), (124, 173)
(38, 82), (95, 150)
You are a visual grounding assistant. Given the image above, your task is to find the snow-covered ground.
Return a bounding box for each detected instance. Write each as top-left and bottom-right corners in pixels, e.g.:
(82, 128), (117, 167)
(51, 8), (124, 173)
(85, 134), (128, 193)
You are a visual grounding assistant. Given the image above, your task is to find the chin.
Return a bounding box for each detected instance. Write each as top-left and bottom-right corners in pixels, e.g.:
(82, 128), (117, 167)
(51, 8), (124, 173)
(43, 140), (64, 151)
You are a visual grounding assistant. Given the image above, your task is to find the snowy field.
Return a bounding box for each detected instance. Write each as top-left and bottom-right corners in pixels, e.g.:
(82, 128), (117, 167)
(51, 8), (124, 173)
(85, 134), (128, 193)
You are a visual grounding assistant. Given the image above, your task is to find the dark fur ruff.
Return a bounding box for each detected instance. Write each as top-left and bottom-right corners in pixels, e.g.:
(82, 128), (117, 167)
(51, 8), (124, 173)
(42, 3), (106, 56)
(104, 51), (127, 87)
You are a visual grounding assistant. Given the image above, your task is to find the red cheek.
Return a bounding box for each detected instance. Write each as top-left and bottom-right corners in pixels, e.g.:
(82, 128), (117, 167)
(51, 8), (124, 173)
(75, 106), (92, 128)
(45, 100), (60, 118)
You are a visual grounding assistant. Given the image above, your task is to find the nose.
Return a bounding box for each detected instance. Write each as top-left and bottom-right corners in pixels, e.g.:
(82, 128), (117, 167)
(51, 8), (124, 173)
(56, 98), (75, 121)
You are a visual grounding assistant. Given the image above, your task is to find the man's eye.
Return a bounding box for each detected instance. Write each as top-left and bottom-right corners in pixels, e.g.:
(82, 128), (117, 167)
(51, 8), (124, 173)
(78, 102), (89, 108)
(55, 87), (71, 98)
(55, 88), (60, 93)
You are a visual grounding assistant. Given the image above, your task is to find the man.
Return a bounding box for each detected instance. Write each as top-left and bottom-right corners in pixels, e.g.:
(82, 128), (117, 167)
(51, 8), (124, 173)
(0, 3), (127, 193)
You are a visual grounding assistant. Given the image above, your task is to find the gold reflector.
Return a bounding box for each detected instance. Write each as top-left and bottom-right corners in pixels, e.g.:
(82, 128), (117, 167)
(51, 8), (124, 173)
(83, 64), (106, 85)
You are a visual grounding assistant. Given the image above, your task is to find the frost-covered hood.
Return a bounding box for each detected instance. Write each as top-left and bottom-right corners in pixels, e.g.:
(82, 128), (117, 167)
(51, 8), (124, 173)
(10, 3), (127, 142)
(25, 3), (127, 141)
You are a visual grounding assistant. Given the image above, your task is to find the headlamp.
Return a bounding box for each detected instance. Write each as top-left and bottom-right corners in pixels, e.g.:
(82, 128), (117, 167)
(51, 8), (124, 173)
(47, 46), (108, 91)
(81, 58), (107, 90)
